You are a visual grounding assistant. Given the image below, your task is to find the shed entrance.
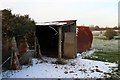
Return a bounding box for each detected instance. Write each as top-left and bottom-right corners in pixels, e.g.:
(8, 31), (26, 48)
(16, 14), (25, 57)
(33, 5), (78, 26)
(36, 25), (59, 57)
(36, 20), (77, 59)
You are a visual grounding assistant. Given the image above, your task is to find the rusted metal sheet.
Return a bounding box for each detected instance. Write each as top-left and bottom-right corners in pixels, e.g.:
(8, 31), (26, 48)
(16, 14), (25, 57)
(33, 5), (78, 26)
(77, 26), (93, 53)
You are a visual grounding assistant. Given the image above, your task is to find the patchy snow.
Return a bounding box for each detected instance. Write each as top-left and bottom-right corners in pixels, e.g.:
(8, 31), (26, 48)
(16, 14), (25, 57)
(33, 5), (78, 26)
(77, 48), (96, 58)
(2, 50), (117, 79)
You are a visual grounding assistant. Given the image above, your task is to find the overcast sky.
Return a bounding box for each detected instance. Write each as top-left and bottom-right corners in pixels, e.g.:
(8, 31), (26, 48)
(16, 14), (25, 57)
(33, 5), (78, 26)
(0, 0), (119, 27)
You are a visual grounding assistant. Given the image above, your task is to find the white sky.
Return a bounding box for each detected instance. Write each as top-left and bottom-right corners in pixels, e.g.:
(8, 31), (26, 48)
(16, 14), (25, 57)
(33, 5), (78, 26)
(0, 0), (119, 27)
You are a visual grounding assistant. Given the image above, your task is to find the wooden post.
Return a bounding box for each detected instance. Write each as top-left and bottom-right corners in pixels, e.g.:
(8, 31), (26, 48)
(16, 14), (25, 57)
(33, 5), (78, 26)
(37, 38), (42, 59)
(10, 37), (20, 70)
(10, 50), (13, 69)
(58, 27), (62, 62)
(34, 32), (37, 58)
(36, 37), (44, 61)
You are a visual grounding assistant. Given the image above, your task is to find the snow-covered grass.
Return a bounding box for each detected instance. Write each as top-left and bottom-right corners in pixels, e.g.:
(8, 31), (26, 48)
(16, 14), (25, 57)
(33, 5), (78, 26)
(92, 36), (119, 52)
(92, 31), (106, 36)
(2, 50), (118, 78)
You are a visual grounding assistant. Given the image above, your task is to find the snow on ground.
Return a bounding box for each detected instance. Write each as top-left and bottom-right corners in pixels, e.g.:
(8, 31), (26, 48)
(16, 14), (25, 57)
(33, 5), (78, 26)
(77, 48), (96, 58)
(2, 49), (118, 78)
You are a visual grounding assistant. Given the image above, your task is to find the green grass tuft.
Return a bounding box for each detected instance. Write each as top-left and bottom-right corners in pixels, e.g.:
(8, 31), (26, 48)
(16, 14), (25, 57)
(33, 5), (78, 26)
(84, 51), (119, 63)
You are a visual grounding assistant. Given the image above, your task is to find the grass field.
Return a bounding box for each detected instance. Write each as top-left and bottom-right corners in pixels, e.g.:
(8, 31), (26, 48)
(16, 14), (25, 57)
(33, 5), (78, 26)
(85, 51), (119, 63)
(85, 36), (119, 63)
(84, 35), (120, 79)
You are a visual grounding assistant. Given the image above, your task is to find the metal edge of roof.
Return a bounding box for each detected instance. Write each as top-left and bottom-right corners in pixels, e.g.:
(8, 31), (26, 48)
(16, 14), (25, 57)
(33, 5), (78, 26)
(36, 20), (77, 26)
(36, 22), (67, 26)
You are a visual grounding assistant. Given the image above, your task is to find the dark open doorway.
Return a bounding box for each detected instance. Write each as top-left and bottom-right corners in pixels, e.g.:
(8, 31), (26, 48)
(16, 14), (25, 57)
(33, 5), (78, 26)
(36, 25), (59, 57)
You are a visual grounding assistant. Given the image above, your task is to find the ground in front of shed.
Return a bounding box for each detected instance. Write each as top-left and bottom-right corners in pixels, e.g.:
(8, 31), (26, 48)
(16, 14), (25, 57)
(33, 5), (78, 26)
(2, 49), (118, 79)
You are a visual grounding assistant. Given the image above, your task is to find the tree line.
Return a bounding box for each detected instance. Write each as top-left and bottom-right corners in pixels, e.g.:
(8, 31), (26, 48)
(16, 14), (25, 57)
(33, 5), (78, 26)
(2, 9), (36, 69)
(2, 9), (35, 39)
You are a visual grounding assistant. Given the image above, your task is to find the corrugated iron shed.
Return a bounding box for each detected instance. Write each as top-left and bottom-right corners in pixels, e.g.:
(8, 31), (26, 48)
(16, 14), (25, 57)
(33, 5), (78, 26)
(36, 20), (77, 59)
